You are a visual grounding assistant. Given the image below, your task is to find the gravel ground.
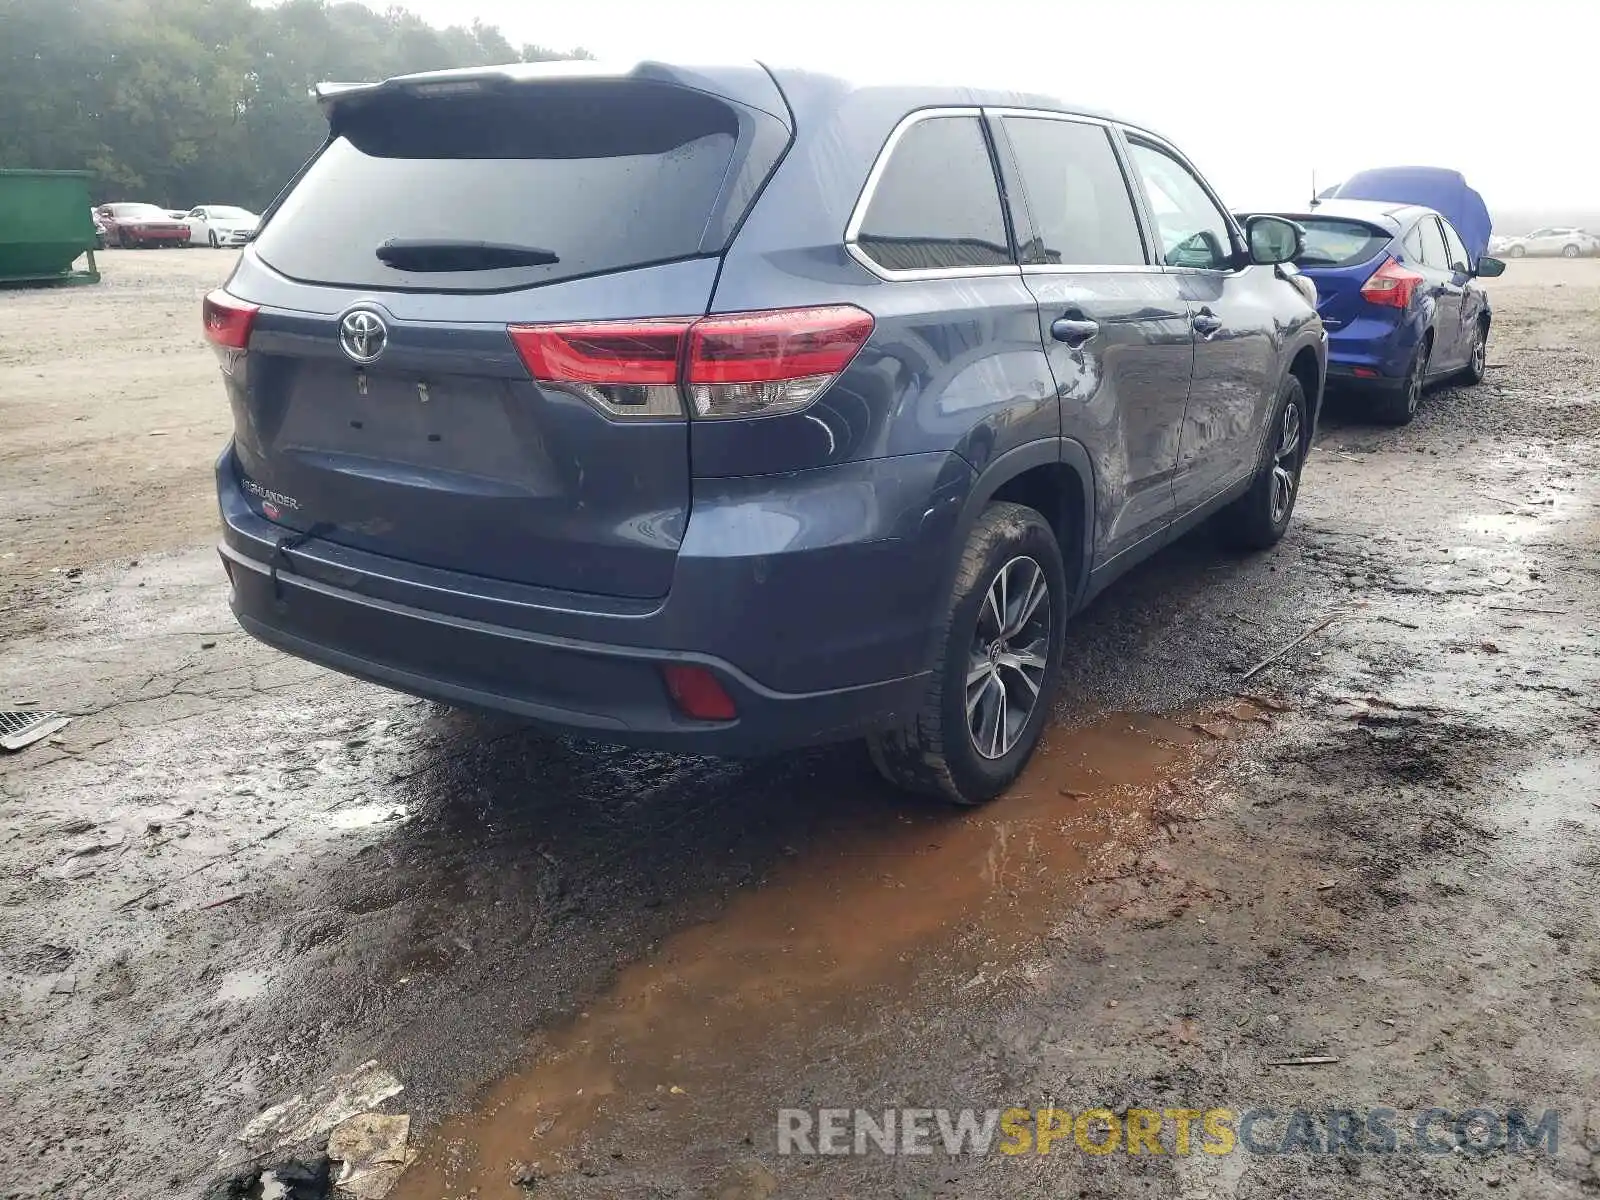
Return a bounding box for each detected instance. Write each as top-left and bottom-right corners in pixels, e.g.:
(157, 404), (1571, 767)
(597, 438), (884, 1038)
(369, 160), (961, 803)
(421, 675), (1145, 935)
(1, 250), (1596, 1200)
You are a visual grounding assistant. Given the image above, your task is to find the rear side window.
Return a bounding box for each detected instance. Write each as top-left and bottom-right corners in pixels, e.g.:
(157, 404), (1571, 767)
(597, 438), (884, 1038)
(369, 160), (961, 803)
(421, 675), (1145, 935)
(1293, 218), (1391, 268)
(1416, 217), (1451, 270)
(855, 116), (1011, 273)
(1003, 117), (1146, 266)
(253, 83), (741, 292)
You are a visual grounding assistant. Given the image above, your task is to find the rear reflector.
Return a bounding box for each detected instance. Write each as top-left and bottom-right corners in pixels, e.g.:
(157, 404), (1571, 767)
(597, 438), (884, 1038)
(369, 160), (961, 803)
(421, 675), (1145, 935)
(661, 664), (737, 721)
(508, 305), (873, 421)
(1359, 257), (1423, 310)
(202, 289), (260, 349)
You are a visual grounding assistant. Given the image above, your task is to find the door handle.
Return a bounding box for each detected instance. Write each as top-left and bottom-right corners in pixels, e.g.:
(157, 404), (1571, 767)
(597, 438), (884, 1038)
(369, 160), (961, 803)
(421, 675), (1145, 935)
(1192, 308), (1223, 337)
(1050, 316), (1100, 347)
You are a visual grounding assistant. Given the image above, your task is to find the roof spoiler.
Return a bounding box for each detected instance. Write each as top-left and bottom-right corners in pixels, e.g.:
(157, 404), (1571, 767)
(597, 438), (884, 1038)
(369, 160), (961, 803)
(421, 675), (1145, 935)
(311, 59), (791, 126)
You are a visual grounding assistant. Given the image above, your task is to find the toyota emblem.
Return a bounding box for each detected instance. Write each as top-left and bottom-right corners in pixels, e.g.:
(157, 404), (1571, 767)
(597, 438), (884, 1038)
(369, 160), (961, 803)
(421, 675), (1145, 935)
(339, 309), (388, 364)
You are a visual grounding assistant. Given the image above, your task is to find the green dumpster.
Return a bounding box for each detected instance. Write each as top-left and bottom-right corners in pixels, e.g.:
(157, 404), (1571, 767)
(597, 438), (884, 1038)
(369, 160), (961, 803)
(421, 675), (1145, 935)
(0, 169), (100, 286)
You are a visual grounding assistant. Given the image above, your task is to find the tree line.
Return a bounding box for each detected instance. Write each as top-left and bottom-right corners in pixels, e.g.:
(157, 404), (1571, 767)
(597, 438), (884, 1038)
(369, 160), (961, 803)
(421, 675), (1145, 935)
(0, 0), (587, 210)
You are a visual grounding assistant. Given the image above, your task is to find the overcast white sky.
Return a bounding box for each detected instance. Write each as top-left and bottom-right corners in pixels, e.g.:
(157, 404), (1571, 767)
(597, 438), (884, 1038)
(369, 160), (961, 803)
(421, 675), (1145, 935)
(370, 0), (1594, 213)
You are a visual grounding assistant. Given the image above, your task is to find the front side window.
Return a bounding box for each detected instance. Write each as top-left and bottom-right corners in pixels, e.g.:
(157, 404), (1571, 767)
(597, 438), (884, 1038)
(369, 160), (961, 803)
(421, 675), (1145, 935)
(1126, 140), (1234, 271)
(856, 115), (1012, 273)
(1440, 221), (1471, 273)
(1003, 117), (1146, 267)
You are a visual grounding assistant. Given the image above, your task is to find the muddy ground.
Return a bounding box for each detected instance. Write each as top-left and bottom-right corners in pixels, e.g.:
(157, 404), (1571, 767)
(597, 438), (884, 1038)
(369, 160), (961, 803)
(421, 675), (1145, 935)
(1, 249), (1597, 1199)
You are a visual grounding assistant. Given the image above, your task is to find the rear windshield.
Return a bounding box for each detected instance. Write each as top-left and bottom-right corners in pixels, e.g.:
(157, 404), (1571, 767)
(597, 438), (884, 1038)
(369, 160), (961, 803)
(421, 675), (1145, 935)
(253, 82), (740, 292)
(1293, 218), (1391, 268)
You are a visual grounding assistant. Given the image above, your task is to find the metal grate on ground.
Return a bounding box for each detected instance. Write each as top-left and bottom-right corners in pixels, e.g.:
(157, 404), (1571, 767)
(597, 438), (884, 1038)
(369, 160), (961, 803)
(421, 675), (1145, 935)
(0, 711), (70, 751)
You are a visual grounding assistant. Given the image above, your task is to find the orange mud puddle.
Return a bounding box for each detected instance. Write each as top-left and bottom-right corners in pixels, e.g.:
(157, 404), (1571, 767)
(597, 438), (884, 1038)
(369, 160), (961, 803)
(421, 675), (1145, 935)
(392, 702), (1275, 1199)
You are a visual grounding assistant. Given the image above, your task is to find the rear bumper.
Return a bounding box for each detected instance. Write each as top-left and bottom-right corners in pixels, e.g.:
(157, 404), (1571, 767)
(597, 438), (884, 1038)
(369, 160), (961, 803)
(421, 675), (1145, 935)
(1325, 316), (1420, 385)
(217, 446), (968, 754)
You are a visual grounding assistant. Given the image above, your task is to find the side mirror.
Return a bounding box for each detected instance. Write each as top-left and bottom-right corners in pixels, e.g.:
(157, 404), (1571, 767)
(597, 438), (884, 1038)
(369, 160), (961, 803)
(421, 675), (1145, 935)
(1475, 256), (1506, 278)
(1245, 215), (1303, 266)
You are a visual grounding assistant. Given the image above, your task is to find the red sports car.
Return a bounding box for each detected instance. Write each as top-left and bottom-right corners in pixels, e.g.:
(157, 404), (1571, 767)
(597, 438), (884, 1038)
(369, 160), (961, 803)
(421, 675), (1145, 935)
(97, 203), (191, 248)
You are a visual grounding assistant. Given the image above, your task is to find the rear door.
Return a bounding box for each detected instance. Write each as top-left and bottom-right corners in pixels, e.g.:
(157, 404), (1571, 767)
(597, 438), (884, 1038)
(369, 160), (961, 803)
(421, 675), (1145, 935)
(995, 112), (1193, 562)
(227, 75), (786, 600)
(1124, 135), (1281, 515)
(1414, 215), (1464, 369)
(1438, 219), (1480, 368)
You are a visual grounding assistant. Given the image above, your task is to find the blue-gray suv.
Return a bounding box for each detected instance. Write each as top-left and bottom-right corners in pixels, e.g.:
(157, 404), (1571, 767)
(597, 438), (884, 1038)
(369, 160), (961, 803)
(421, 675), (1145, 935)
(207, 60), (1326, 805)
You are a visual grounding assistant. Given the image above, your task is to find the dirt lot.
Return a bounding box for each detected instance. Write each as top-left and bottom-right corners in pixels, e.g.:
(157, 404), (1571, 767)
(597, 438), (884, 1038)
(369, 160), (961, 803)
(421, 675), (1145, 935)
(2, 249), (1597, 1200)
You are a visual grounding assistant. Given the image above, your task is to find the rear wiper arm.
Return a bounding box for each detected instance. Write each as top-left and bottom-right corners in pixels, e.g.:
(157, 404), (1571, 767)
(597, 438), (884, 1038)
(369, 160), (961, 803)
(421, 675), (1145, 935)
(375, 239), (559, 271)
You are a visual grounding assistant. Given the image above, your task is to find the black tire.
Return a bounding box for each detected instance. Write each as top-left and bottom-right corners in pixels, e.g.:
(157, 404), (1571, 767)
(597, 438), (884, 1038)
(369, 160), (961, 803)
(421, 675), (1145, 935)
(1562, 244), (1579, 259)
(1217, 375), (1307, 552)
(867, 501), (1067, 806)
(209, 230), (220, 248)
(1460, 320), (1488, 385)
(1369, 335), (1430, 426)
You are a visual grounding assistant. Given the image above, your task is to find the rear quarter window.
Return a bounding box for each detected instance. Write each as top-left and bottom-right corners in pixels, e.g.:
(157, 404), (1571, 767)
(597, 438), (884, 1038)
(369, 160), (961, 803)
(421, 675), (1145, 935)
(853, 115), (1012, 273)
(252, 82), (742, 292)
(1294, 218), (1391, 268)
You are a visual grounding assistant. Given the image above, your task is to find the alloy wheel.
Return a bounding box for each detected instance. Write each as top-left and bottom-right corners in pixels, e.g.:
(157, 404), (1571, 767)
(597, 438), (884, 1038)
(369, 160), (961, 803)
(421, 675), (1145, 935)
(1270, 398), (1303, 525)
(1471, 329), (1487, 378)
(1405, 351), (1426, 415)
(966, 556), (1052, 760)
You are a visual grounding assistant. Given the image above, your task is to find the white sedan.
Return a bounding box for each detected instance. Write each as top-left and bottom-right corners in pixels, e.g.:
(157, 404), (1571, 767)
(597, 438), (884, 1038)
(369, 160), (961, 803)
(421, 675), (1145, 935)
(185, 205), (260, 248)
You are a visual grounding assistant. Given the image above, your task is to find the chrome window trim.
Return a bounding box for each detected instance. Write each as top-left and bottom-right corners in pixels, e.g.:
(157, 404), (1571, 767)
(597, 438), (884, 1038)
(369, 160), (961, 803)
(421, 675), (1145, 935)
(1020, 263), (1169, 276)
(985, 105), (1115, 128)
(843, 106), (1020, 282)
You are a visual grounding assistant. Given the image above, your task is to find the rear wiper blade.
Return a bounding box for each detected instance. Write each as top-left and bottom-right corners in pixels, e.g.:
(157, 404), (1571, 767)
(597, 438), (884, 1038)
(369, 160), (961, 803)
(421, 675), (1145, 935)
(375, 239), (559, 271)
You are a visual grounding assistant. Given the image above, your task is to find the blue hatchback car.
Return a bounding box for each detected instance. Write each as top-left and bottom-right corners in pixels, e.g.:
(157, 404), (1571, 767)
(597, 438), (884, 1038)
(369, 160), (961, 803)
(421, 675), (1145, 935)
(1266, 198), (1505, 424)
(206, 60), (1325, 804)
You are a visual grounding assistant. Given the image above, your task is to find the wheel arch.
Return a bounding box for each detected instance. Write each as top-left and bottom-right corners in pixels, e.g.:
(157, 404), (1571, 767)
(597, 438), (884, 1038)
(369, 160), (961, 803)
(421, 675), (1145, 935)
(1287, 342), (1324, 444)
(937, 439), (1095, 630)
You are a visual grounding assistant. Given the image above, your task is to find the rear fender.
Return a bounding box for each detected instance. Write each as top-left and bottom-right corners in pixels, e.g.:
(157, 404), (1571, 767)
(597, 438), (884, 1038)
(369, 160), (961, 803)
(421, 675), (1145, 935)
(921, 437), (1096, 667)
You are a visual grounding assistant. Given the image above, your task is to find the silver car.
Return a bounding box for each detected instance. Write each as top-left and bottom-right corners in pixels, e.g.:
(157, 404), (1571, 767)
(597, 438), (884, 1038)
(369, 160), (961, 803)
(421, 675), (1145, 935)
(1499, 227), (1600, 258)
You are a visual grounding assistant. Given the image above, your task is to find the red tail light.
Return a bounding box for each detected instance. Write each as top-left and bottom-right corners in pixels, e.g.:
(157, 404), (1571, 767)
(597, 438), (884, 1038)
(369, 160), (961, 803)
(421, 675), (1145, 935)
(508, 305), (873, 421)
(509, 319), (691, 385)
(1359, 257), (1423, 309)
(685, 305), (873, 419)
(202, 289), (259, 349)
(661, 664), (737, 721)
